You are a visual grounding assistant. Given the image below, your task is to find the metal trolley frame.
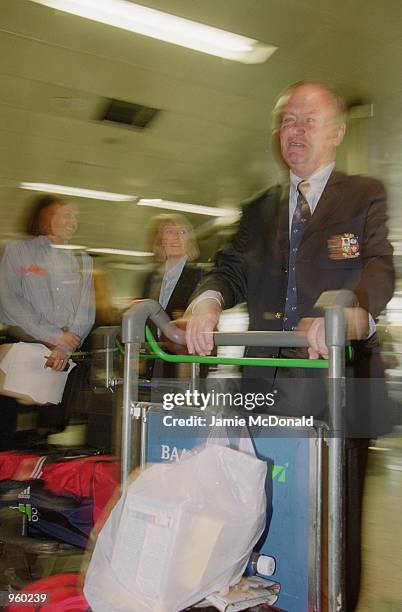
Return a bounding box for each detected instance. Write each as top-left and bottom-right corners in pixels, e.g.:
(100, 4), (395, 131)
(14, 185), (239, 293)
(119, 299), (348, 612)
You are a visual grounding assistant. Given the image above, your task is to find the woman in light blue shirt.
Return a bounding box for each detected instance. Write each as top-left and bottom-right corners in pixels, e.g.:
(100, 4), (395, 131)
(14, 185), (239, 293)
(0, 195), (95, 372)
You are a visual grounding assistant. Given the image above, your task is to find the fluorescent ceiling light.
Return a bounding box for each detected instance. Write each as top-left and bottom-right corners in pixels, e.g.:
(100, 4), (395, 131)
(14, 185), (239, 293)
(20, 182), (136, 202)
(108, 262), (151, 271)
(137, 198), (238, 217)
(29, 0), (276, 64)
(53, 244), (153, 256)
(52, 244), (87, 250)
(88, 248), (153, 257)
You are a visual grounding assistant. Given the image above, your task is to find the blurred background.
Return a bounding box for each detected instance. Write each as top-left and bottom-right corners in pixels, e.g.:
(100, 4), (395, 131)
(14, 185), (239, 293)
(2, 1), (402, 297)
(1, 1), (402, 609)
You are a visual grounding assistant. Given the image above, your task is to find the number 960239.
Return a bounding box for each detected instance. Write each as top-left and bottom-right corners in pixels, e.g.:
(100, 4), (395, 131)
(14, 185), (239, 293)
(2, 592), (49, 606)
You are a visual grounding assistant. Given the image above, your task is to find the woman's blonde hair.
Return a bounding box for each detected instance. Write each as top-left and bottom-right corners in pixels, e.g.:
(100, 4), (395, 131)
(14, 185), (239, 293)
(147, 213), (199, 262)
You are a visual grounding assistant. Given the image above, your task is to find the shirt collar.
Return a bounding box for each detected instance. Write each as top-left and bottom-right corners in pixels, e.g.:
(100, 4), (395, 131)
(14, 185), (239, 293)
(37, 235), (52, 247)
(290, 161), (335, 190)
(38, 235), (69, 247)
(164, 255), (187, 279)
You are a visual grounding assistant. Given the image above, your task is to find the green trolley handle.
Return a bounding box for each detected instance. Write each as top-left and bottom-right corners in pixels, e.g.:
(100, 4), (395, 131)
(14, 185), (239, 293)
(116, 328), (353, 367)
(143, 325), (328, 369)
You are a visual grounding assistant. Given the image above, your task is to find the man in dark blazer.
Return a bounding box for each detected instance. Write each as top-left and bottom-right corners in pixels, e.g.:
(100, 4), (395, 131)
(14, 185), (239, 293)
(184, 81), (395, 611)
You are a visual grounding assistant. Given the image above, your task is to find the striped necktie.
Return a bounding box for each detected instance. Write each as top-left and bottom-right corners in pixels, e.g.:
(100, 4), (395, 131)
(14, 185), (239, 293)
(283, 180), (311, 331)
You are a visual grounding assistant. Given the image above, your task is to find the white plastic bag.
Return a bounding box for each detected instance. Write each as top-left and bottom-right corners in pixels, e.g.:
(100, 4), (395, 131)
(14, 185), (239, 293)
(84, 435), (267, 612)
(0, 342), (75, 405)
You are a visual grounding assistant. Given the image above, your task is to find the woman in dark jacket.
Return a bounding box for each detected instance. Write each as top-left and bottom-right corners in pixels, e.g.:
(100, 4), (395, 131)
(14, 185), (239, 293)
(143, 213), (202, 379)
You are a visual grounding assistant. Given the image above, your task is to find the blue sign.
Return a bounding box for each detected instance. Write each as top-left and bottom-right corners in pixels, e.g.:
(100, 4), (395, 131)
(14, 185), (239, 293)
(146, 409), (318, 612)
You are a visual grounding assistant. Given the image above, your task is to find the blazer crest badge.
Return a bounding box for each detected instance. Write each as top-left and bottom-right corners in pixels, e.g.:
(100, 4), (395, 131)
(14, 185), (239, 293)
(327, 233), (360, 260)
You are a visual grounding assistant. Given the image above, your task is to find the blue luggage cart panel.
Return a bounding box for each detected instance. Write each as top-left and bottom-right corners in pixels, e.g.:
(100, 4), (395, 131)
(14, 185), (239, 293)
(146, 408), (320, 612)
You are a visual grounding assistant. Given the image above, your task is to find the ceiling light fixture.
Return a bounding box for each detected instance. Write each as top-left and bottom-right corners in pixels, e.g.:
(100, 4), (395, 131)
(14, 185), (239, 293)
(29, 0), (277, 64)
(52, 244), (87, 250)
(88, 248), (153, 257)
(137, 198), (239, 217)
(19, 182), (136, 202)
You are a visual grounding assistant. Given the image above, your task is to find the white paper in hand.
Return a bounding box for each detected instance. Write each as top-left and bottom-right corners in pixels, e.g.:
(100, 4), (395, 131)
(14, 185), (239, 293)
(0, 342), (75, 404)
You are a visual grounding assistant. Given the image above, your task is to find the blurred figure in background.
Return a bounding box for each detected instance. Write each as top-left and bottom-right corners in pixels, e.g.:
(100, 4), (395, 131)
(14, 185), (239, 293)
(142, 213), (202, 379)
(0, 194), (95, 441)
(92, 267), (121, 328)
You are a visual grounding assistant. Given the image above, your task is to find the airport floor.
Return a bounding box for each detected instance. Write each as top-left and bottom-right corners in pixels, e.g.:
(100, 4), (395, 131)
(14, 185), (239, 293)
(357, 436), (402, 612)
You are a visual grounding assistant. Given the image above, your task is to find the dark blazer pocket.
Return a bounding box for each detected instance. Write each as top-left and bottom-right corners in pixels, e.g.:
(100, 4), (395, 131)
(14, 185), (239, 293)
(318, 256), (362, 270)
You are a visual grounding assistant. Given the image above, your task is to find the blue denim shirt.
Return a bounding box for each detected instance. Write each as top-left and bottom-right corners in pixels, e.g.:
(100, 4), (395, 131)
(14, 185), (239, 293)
(0, 235), (95, 346)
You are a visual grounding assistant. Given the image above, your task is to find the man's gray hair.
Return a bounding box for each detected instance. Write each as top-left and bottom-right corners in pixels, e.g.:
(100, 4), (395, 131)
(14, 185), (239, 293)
(272, 81), (347, 132)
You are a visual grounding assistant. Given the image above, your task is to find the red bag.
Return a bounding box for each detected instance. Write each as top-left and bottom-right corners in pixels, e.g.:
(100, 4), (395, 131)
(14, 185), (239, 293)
(0, 452), (120, 526)
(42, 456), (119, 525)
(0, 451), (46, 480)
(6, 573), (89, 611)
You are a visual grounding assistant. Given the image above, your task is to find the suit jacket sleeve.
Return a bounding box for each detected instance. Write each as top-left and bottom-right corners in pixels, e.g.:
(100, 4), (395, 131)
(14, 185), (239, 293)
(355, 180), (394, 319)
(192, 200), (257, 309)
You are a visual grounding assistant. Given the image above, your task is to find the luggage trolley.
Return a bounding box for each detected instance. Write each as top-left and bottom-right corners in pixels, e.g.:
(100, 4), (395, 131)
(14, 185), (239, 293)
(120, 299), (348, 612)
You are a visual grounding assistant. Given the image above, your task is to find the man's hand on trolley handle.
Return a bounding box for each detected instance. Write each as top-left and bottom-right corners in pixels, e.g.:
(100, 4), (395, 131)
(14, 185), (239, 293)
(184, 299), (369, 360)
(184, 298), (222, 356)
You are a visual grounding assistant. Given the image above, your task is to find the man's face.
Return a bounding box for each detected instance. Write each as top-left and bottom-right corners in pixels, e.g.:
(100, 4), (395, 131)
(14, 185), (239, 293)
(279, 84), (345, 178)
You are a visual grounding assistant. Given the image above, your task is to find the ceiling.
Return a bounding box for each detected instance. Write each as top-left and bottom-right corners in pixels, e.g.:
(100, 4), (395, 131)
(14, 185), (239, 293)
(1, 0), (402, 257)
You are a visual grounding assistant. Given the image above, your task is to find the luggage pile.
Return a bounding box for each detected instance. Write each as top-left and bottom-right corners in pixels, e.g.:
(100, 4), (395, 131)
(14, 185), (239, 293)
(0, 450), (119, 594)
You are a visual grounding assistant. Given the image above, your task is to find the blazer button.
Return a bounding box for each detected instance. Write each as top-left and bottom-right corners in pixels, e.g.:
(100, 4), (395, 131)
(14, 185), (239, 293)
(263, 311), (283, 320)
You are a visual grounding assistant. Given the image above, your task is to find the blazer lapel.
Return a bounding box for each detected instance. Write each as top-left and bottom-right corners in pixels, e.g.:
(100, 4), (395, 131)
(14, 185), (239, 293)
(260, 183), (289, 267)
(302, 170), (346, 242)
(277, 182), (290, 268)
(165, 265), (188, 312)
